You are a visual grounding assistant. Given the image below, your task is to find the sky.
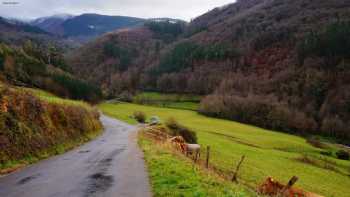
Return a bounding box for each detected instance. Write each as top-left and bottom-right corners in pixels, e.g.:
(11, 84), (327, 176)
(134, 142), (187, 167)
(0, 0), (236, 21)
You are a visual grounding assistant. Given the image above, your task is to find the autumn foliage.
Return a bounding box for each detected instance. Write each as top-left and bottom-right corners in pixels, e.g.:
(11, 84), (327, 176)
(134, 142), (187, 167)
(0, 86), (102, 165)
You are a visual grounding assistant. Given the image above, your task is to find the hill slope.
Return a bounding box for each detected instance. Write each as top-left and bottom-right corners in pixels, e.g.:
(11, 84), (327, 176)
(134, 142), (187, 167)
(31, 14), (146, 42)
(67, 20), (186, 96)
(69, 0), (350, 143)
(31, 14), (74, 36)
(0, 84), (102, 173)
(0, 42), (102, 102)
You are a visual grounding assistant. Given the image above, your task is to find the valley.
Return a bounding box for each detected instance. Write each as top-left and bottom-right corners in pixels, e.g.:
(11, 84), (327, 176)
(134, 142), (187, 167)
(68, 0), (350, 145)
(0, 0), (349, 196)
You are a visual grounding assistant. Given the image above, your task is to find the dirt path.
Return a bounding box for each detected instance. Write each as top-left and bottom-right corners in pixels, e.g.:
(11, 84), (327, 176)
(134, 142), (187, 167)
(0, 115), (152, 197)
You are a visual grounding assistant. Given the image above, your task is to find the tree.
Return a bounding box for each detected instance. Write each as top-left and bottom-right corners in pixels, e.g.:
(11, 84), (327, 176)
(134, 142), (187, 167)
(103, 43), (133, 71)
(53, 74), (102, 103)
(298, 21), (350, 69)
(0, 54), (4, 70)
(145, 20), (185, 43)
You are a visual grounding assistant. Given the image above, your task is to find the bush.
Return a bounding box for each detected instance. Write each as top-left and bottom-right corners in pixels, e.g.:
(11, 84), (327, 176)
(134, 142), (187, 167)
(321, 117), (349, 140)
(336, 150), (350, 160)
(199, 94), (317, 136)
(133, 111), (146, 123)
(306, 137), (328, 149)
(320, 151), (332, 156)
(165, 117), (197, 143)
(118, 91), (133, 102)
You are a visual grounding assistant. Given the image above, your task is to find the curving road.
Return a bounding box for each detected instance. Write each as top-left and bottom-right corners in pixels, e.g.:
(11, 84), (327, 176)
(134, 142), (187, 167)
(0, 115), (152, 197)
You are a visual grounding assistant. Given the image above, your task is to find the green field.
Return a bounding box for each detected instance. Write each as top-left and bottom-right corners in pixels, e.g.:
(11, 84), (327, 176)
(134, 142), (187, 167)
(139, 135), (258, 197)
(99, 102), (350, 197)
(133, 92), (200, 111)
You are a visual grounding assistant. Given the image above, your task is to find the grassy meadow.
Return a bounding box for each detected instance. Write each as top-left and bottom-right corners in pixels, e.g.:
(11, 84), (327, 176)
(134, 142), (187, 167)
(99, 102), (350, 197)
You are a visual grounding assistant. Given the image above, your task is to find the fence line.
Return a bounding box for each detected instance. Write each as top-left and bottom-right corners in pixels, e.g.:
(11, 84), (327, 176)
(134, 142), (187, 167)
(142, 127), (298, 192)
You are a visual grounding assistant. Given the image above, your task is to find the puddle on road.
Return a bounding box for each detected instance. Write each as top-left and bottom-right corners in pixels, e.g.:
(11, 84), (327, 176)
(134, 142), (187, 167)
(84, 172), (114, 197)
(83, 149), (125, 196)
(79, 150), (91, 154)
(17, 173), (41, 185)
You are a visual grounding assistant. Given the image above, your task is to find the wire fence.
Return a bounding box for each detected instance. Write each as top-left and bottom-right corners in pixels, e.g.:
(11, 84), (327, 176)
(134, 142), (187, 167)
(142, 125), (339, 197)
(142, 128), (275, 190)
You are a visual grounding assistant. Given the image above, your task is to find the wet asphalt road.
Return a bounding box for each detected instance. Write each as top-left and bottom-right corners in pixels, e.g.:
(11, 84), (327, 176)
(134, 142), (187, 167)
(0, 115), (152, 197)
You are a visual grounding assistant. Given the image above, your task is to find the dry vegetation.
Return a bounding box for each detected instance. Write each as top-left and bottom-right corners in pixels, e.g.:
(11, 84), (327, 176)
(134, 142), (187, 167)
(0, 84), (102, 171)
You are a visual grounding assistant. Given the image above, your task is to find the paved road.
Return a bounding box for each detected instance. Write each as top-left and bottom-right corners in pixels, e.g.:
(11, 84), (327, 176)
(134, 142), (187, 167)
(0, 115), (152, 197)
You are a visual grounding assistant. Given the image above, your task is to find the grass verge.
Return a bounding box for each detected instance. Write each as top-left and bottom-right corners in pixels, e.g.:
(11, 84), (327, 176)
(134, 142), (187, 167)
(138, 133), (258, 197)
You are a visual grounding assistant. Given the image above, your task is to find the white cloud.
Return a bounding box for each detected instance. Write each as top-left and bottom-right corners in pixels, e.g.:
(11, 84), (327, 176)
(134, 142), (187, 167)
(0, 0), (236, 21)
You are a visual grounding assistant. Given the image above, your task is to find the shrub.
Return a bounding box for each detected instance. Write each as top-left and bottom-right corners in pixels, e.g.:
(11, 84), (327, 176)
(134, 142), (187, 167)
(320, 151), (332, 156)
(133, 111), (146, 123)
(118, 91), (133, 102)
(199, 94), (317, 136)
(306, 137), (328, 149)
(296, 154), (318, 166)
(336, 150), (350, 160)
(321, 117), (348, 140)
(165, 117), (197, 143)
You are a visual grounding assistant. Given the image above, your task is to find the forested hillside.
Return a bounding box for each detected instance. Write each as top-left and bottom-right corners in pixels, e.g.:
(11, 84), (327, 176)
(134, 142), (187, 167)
(0, 41), (102, 102)
(0, 16), (103, 103)
(68, 0), (350, 143)
(68, 20), (186, 97)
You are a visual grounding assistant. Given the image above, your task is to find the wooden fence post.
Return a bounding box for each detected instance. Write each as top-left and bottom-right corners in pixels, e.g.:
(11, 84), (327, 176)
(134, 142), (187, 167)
(206, 146), (210, 168)
(281, 176), (298, 194)
(232, 155), (245, 182)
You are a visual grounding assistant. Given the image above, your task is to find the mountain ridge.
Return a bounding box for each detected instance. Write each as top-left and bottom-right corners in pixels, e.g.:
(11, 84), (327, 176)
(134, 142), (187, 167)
(30, 13), (146, 42)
